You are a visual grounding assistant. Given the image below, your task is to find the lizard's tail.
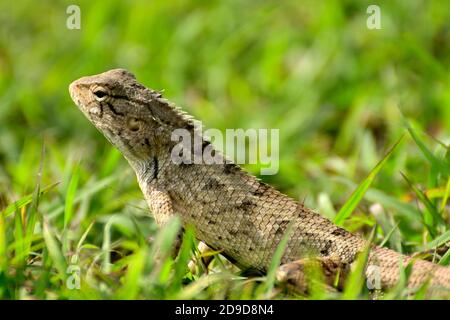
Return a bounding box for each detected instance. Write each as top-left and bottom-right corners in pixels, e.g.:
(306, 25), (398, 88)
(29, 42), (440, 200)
(367, 246), (450, 293)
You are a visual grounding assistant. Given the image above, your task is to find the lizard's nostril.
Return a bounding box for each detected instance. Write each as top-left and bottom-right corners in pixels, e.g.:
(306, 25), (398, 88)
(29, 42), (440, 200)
(69, 80), (81, 93)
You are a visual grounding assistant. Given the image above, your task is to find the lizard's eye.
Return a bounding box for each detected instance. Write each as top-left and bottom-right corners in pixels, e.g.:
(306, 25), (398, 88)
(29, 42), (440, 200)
(127, 117), (141, 132)
(92, 87), (108, 101)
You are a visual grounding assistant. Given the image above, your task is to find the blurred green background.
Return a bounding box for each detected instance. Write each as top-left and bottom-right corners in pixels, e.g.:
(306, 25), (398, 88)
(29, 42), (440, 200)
(0, 0), (449, 299)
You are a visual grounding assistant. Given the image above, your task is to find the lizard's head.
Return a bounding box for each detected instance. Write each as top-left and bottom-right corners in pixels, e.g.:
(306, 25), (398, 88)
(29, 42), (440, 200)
(69, 69), (159, 166)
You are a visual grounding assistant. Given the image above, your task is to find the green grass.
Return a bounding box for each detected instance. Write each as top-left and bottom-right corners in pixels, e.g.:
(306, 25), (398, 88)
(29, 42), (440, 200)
(0, 0), (449, 300)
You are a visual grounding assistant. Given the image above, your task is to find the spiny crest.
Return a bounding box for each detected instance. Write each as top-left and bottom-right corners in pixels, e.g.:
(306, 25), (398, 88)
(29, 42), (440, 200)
(150, 93), (202, 133)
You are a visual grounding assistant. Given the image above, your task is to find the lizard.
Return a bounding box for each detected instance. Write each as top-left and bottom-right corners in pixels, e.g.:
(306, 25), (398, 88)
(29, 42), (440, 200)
(69, 68), (450, 295)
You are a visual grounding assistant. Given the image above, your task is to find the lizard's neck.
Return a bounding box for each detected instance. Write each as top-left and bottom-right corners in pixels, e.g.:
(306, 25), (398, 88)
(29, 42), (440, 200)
(128, 127), (197, 189)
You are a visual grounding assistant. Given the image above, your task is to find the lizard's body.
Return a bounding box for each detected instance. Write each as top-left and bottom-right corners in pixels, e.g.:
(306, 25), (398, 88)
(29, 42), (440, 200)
(69, 69), (450, 294)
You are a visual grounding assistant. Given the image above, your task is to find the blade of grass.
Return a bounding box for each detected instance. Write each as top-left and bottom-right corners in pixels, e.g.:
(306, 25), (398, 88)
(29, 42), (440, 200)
(257, 222), (295, 297)
(174, 273), (230, 300)
(425, 230), (450, 250)
(172, 225), (196, 292)
(64, 163), (80, 229)
(149, 216), (182, 283)
(401, 172), (445, 236)
(100, 148), (121, 178)
(102, 216), (114, 273)
(440, 175), (450, 216)
(439, 248), (450, 266)
(13, 209), (26, 266)
(76, 220), (95, 251)
(115, 247), (147, 299)
(42, 219), (67, 279)
(0, 212), (7, 275)
(387, 258), (415, 299)
(379, 221), (400, 248)
(1, 182), (59, 218)
(334, 136), (403, 226)
(46, 175), (119, 219)
(405, 121), (450, 176)
(342, 226), (376, 299)
(23, 143), (46, 263)
(332, 179), (422, 220)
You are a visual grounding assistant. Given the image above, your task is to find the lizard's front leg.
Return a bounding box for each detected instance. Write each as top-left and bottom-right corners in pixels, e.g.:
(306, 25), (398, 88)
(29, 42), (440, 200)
(145, 187), (215, 272)
(143, 186), (183, 256)
(188, 241), (215, 274)
(145, 187), (175, 227)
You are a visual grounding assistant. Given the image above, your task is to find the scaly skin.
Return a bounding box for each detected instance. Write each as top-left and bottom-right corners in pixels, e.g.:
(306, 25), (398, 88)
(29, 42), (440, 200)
(69, 69), (450, 294)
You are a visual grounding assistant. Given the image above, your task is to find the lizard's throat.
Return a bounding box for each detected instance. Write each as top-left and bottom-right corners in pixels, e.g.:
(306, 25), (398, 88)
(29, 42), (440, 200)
(100, 128), (151, 171)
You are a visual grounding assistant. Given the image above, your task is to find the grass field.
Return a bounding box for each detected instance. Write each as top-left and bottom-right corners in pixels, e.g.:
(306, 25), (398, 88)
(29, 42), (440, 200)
(0, 0), (449, 299)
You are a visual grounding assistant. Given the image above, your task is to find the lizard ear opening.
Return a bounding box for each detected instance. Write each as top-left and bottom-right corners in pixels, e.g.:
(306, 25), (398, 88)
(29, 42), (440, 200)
(127, 117), (141, 132)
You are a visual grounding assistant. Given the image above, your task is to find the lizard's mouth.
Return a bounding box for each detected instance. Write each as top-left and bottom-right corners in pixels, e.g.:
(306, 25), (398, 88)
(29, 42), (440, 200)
(69, 81), (98, 120)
